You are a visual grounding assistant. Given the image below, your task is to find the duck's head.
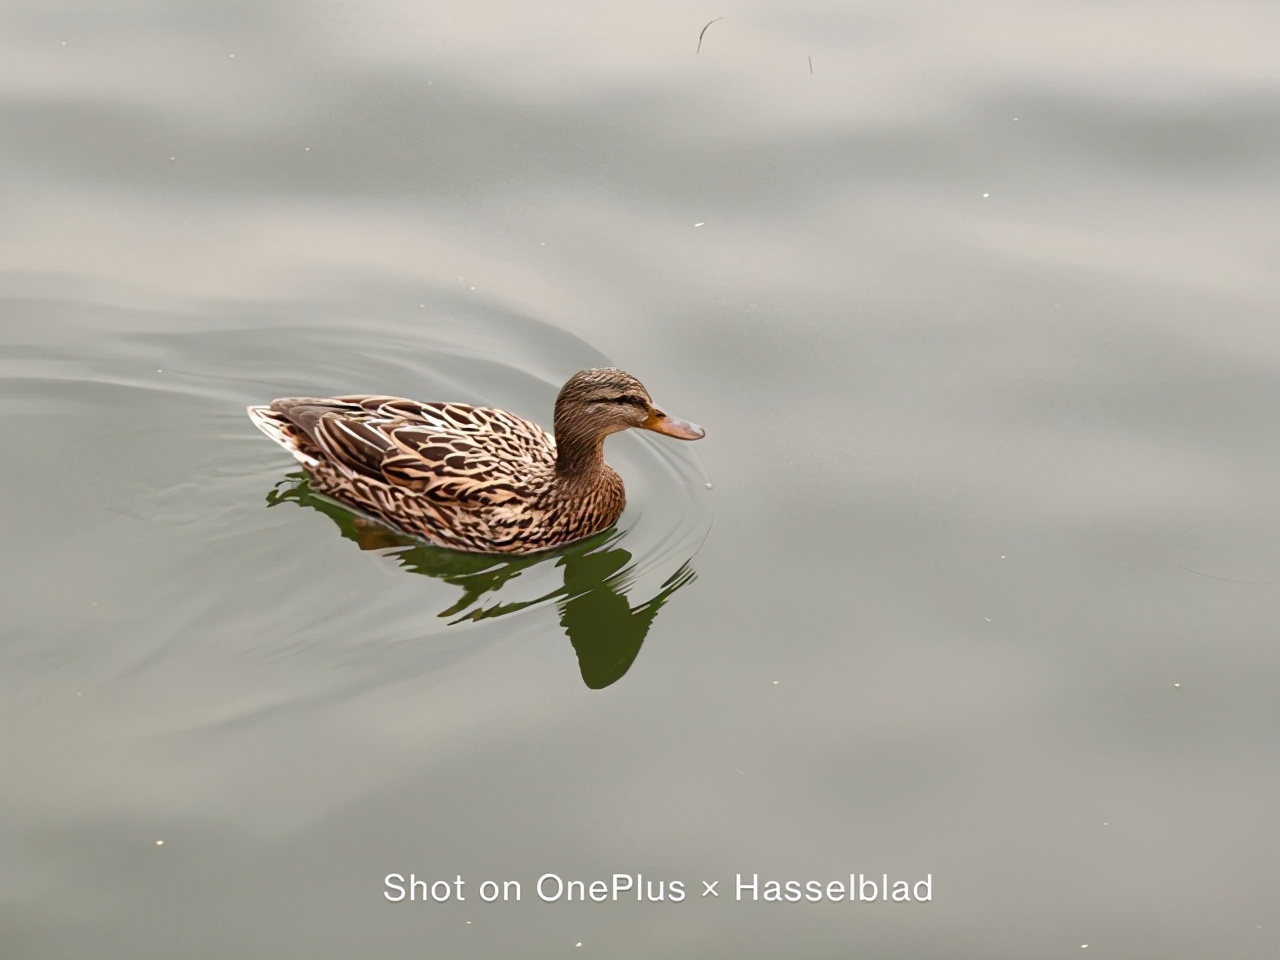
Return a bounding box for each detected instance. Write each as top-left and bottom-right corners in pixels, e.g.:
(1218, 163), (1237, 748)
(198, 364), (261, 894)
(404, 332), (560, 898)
(554, 368), (705, 447)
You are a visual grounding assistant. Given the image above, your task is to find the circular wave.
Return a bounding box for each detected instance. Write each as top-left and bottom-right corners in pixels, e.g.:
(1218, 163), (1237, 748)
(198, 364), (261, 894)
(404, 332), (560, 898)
(1, 293), (712, 687)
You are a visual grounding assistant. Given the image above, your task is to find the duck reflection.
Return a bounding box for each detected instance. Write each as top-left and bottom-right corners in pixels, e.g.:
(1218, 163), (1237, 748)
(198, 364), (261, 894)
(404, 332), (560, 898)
(266, 474), (695, 688)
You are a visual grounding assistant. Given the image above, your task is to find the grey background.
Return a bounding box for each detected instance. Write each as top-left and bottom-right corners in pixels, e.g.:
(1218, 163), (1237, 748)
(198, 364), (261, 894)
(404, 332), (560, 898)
(1, 2), (1277, 958)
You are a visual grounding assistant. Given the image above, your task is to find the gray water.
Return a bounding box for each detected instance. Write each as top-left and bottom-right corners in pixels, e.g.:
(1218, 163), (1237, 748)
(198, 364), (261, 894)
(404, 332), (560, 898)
(2, 2), (1278, 958)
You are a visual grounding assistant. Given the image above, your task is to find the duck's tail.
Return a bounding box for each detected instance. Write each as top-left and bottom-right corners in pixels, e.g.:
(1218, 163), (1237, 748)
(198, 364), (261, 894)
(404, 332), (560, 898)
(246, 404), (320, 467)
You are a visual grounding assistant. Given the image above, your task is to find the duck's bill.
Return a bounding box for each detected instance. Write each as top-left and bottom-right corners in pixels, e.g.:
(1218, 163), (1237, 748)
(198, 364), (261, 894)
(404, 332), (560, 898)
(644, 413), (705, 440)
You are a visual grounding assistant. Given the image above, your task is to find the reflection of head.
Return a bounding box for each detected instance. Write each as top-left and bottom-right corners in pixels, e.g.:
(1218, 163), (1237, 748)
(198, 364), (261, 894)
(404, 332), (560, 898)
(560, 551), (695, 689)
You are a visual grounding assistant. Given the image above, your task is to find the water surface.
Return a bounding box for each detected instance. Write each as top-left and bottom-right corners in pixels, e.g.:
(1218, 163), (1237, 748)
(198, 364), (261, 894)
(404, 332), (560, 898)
(1, 2), (1277, 958)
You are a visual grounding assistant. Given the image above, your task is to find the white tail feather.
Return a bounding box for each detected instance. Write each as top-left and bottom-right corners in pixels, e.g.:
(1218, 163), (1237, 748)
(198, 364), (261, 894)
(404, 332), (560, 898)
(246, 405), (320, 467)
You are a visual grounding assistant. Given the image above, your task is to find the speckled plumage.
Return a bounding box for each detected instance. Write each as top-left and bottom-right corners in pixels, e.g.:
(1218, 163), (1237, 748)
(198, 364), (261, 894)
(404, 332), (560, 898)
(247, 369), (704, 555)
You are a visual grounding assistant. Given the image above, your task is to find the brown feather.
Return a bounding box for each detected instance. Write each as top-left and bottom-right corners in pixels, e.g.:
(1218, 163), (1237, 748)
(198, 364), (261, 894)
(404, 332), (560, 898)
(248, 369), (699, 555)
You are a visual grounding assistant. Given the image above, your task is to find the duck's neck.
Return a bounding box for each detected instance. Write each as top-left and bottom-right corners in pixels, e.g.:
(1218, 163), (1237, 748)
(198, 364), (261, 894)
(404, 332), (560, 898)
(554, 417), (608, 483)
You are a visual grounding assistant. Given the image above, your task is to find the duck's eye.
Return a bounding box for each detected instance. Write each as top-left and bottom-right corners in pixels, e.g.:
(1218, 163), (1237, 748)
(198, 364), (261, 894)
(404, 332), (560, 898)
(605, 395), (647, 408)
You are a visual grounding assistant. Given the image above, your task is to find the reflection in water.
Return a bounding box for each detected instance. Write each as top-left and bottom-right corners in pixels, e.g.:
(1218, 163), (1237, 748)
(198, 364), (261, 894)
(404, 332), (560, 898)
(266, 473), (695, 688)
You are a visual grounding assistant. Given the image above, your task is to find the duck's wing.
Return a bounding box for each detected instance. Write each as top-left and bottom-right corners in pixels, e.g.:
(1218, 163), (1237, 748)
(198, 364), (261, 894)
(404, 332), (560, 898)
(265, 395), (554, 505)
(379, 429), (535, 508)
(333, 396), (556, 464)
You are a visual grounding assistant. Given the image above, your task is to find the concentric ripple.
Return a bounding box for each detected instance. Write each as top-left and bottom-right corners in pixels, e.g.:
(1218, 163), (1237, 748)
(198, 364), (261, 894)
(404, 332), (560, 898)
(0, 292), (712, 689)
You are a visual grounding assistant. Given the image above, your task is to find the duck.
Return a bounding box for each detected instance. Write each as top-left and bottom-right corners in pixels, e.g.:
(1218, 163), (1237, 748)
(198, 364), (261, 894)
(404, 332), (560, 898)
(247, 368), (704, 554)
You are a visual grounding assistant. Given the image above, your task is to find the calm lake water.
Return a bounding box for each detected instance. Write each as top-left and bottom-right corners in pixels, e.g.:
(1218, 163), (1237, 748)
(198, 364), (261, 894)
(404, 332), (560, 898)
(2, 2), (1278, 958)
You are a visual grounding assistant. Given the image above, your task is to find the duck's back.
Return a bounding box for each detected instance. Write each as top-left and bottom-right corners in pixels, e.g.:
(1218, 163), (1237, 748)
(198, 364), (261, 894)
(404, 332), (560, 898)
(248, 394), (571, 552)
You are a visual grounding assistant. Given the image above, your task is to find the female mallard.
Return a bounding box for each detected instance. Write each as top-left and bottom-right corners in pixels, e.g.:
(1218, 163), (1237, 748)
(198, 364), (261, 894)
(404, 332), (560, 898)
(247, 368), (704, 554)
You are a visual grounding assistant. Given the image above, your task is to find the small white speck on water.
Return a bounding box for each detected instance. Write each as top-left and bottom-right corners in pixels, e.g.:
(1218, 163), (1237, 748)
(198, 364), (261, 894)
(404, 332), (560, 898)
(1103, 822), (1109, 826)
(772, 680), (779, 685)
(1081, 946), (1088, 950)
(228, 53), (236, 58)
(469, 286), (476, 291)
(168, 157), (175, 161)
(155, 840), (164, 846)
(466, 921), (471, 925)
(1173, 682), (1181, 688)
(694, 222), (705, 227)
(1013, 117), (1019, 121)
(157, 369), (163, 373)
(419, 303), (425, 308)
(304, 146), (310, 151)
(1000, 555), (1006, 559)
(540, 241), (546, 245)
(704, 482), (713, 489)
(575, 943), (582, 948)
(984, 617), (991, 622)
(982, 192), (990, 198)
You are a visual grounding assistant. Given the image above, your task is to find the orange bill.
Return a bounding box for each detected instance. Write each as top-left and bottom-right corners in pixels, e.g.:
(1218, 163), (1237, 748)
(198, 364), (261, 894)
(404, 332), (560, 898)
(643, 411), (706, 440)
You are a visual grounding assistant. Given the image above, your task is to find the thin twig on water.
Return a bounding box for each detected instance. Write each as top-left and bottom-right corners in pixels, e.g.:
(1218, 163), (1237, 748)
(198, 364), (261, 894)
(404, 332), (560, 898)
(808, 55), (813, 75)
(697, 17), (723, 54)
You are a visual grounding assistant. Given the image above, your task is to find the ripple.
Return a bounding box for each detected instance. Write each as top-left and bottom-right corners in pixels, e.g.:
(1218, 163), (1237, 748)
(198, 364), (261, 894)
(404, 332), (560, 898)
(0, 293), (712, 689)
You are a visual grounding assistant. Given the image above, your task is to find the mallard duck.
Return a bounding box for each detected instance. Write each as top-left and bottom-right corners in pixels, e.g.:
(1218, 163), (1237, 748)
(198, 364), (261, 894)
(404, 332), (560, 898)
(247, 368), (704, 554)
